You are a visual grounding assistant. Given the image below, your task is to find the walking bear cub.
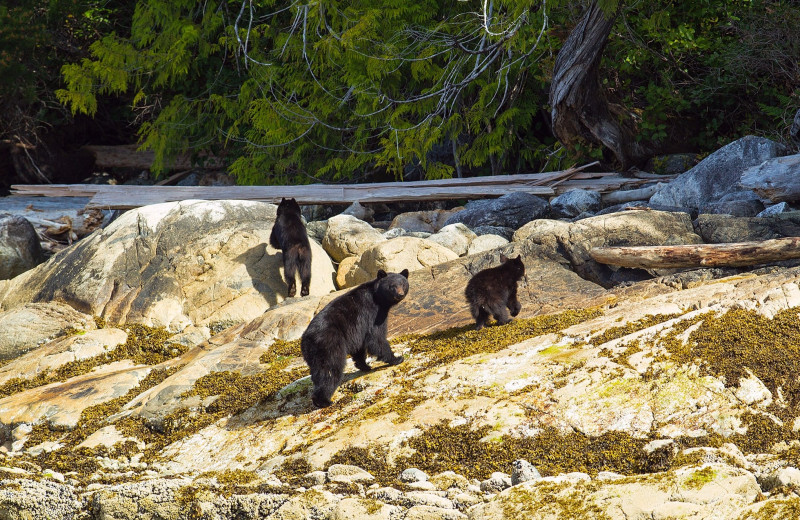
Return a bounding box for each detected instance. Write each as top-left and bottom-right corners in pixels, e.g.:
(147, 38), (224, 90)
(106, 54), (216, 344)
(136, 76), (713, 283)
(269, 197), (312, 297)
(301, 269), (409, 408)
(464, 254), (525, 330)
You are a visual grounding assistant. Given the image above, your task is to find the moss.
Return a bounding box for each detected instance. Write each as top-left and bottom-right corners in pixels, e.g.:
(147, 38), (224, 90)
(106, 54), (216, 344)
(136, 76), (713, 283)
(260, 339), (302, 364)
(735, 498), (800, 520)
(209, 319), (241, 336)
(198, 469), (259, 486)
(590, 313), (681, 346)
(500, 481), (611, 519)
(683, 466), (717, 488)
(275, 456), (313, 485)
(395, 308), (602, 370)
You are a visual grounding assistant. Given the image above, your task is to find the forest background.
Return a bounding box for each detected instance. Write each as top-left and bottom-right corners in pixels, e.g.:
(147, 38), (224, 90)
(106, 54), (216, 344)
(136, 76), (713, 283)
(1, 0), (798, 190)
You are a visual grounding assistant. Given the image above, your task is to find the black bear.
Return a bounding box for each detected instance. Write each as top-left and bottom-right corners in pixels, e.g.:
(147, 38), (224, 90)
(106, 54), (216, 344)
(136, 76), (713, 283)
(269, 197), (312, 297)
(464, 254), (525, 330)
(301, 269), (409, 408)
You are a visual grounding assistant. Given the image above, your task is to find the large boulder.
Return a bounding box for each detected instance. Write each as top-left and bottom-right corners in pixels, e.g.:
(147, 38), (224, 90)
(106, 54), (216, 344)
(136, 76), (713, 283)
(0, 215), (45, 280)
(322, 214), (386, 262)
(389, 209), (462, 233)
(0, 200), (336, 330)
(444, 193), (550, 229)
(740, 153), (800, 203)
(514, 210), (703, 287)
(467, 234), (509, 256)
(649, 135), (786, 210)
(341, 237), (458, 288)
(426, 224), (476, 256)
(550, 189), (602, 218)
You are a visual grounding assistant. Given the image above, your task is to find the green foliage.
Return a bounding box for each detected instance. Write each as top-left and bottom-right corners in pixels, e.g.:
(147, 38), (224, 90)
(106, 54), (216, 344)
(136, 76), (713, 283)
(50, 0), (800, 182)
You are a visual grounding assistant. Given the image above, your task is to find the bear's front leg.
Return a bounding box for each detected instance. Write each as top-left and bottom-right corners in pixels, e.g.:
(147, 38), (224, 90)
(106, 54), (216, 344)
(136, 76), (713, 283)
(368, 338), (403, 366)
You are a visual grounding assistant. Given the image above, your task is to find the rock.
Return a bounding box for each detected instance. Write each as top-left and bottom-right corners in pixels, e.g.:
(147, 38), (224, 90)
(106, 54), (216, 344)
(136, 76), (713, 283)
(330, 497), (398, 520)
(650, 135), (787, 209)
(407, 481), (437, 491)
(322, 214), (387, 262)
(513, 210), (702, 287)
(335, 256), (363, 289)
(550, 189), (602, 218)
(734, 371), (772, 406)
(389, 209), (462, 233)
(305, 470), (328, 486)
(0, 302), (96, 362)
(429, 471), (470, 491)
(444, 193), (550, 229)
(741, 153), (800, 204)
(480, 472), (512, 493)
(0, 200), (336, 329)
(327, 464), (375, 483)
(426, 224), (477, 256)
(694, 212), (800, 243)
(761, 466), (800, 491)
(263, 488), (337, 520)
(306, 221), (328, 243)
(472, 226), (515, 241)
(757, 202), (792, 217)
(367, 487), (405, 503)
(341, 201), (375, 222)
(700, 190), (765, 216)
(0, 326), (127, 386)
(401, 468), (429, 483)
(510, 459), (541, 485)
(0, 479), (79, 519)
(342, 237), (458, 288)
(402, 491), (455, 509)
(405, 505), (467, 519)
(0, 215), (45, 280)
(466, 235), (509, 256)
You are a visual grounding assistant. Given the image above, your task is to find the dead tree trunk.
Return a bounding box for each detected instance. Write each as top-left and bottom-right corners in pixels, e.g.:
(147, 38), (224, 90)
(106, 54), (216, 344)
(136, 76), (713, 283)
(549, 1), (649, 170)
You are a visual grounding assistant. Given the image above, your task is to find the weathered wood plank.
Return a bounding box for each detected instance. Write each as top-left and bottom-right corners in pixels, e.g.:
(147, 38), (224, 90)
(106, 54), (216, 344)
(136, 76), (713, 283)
(590, 237), (800, 268)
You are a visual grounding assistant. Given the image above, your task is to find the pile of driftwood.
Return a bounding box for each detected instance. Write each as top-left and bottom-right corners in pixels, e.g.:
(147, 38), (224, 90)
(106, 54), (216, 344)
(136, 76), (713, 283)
(9, 163), (668, 210)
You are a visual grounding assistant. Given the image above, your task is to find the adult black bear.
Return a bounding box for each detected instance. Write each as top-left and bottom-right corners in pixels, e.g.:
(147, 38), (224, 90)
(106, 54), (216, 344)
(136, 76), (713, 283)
(464, 254), (525, 330)
(301, 269), (409, 408)
(269, 198), (312, 297)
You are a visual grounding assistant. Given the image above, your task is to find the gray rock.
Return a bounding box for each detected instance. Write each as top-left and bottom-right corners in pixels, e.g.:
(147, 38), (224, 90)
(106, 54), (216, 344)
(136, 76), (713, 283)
(0, 215), (45, 280)
(650, 135), (787, 210)
(341, 201), (375, 222)
(550, 189), (602, 218)
(402, 491), (456, 509)
(760, 466), (800, 491)
(472, 226), (515, 241)
(327, 463), (375, 483)
(405, 505), (467, 519)
(694, 212), (800, 243)
(401, 468), (429, 483)
(479, 472), (512, 493)
(757, 202), (792, 217)
(511, 459), (541, 485)
(444, 193), (549, 229)
(700, 199), (764, 217)
(740, 153), (800, 203)
(597, 202), (695, 217)
(306, 220), (328, 243)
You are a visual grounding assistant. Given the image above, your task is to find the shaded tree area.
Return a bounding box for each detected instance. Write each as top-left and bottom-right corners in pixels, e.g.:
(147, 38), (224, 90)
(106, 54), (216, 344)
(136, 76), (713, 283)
(2, 0), (799, 190)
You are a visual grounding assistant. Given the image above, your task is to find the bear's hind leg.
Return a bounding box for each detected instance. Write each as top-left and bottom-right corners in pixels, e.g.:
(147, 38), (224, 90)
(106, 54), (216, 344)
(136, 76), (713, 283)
(283, 253), (298, 297)
(299, 246), (311, 297)
(489, 302), (512, 326)
(474, 307), (490, 330)
(352, 346), (372, 372)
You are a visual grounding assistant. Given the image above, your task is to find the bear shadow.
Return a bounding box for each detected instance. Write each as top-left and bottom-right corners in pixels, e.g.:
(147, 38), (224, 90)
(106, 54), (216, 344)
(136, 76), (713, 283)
(234, 244), (285, 308)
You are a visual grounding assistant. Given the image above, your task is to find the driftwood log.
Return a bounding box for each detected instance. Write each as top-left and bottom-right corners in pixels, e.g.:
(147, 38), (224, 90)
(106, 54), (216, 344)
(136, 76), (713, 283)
(590, 237), (800, 268)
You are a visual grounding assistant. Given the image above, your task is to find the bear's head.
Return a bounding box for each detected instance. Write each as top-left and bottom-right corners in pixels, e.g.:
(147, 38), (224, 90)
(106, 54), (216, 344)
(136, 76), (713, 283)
(373, 269), (410, 306)
(276, 197), (301, 217)
(500, 254), (525, 280)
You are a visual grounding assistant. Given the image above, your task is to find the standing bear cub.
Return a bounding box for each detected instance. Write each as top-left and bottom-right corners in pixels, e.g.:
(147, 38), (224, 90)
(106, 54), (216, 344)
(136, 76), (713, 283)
(464, 254), (525, 330)
(269, 197), (312, 297)
(301, 269), (409, 408)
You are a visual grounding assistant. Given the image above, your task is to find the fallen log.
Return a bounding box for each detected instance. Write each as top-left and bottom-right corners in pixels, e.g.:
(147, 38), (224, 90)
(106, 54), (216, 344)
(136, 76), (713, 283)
(601, 184), (659, 205)
(590, 237), (800, 268)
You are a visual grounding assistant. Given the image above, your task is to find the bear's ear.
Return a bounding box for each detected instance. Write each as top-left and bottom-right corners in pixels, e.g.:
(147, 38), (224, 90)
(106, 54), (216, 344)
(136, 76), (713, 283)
(280, 197), (287, 203)
(499, 253), (509, 263)
(400, 269), (409, 278)
(377, 270), (388, 279)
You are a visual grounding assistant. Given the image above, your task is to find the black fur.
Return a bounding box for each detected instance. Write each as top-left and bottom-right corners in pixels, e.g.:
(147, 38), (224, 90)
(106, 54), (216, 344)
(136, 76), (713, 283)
(301, 269), (410, 408)
(464, 254), (525, 330)
(269, 198), (312, 297)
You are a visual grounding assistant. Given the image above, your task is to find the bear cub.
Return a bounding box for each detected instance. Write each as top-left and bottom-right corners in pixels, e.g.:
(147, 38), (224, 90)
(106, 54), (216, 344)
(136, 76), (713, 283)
(269, 197), (312, 297)
(301, 269), (409, 408)
(464, 254), (525, 330)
